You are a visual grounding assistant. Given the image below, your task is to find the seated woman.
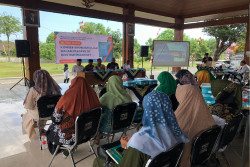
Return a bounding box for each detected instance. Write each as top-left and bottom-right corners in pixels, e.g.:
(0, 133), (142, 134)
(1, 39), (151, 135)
(209, 80), (242, 121)
(175, 69), (200, 87)
(99, 75), (132, 132)
(23, 70), (61, 139)
(93, 91), (189, 167)
(46, 77), (101, 154)
(175, 85), (216, 167)
(156, 71), (179, 111)
(195, 68), (215, 85)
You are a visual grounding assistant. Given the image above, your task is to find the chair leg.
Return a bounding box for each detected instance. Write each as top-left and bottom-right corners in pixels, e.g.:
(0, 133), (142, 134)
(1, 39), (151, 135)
(48, 145), (60, 167)
(38, 120), (42, 150)
(106, 134), (110, 144)
(221, 152), (231, 167)
(111, 134), (115, 143)
(69, 150), (76, 167)
(88, 141), (97, 157)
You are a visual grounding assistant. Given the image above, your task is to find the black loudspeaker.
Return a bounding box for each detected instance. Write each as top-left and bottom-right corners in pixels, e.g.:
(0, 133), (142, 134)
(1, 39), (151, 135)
(15, 40), (31, 57)
(140, 45), (149, 57)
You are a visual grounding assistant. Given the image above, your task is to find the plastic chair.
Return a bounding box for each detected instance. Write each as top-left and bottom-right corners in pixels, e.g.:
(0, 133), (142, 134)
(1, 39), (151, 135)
(36, 95), (61, 150)
(48, 107), (102, 167)
(216, 114), (244, 167)
(101, 102), (137, 143)
(190, 125), (221, 166)
(147, 143), (184, 167)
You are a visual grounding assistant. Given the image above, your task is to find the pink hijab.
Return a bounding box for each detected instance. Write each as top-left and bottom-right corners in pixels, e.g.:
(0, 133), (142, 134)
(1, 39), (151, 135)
(175, 85), (216, 167)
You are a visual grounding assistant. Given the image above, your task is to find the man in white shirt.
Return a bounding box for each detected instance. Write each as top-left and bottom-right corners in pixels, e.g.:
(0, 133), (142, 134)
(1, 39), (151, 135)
(72, 59), (84, 77)
(239, 60), (249, 84)
(123, 60), (131, 69)
(239, 60), (249, 74)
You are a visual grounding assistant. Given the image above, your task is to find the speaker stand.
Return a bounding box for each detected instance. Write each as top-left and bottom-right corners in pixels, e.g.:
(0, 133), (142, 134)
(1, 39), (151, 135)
(10, 58), (30, 90)
(141, 57), (143, 68)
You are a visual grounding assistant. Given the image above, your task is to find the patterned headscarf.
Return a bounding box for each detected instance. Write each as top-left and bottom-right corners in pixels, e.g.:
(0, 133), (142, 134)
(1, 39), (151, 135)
(33, 70), (61, 96)
(127, 91), (189, 158)
(176, 69), (199, 87)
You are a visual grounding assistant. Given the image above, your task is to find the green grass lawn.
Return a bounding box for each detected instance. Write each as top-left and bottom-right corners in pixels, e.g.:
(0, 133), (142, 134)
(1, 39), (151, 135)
(0, 61), (197, 78)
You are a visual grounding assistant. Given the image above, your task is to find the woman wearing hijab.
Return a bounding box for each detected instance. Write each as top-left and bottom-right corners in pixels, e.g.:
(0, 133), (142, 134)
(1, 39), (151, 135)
(175, 85), (216, 167)
(63, 64), (70, 83)
(46, 77), (101, 153)
(23, 70), (61, 139)
(175, 69), (200, 87)
(93, 91), (189, 167)
(156, 71), (177, 95)
(209, 80), (242, 121)
(156, 71), (179, 111)
(98, 75), (132, 132)
(195, 68), (215, 85)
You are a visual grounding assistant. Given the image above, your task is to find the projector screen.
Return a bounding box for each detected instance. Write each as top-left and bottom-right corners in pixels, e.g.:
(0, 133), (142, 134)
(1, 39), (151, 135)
(152, 41), (190, 67)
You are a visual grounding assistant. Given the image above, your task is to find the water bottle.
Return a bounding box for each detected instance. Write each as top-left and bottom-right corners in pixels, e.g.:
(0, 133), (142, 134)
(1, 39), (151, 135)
(115, 66), (117, 71)
(41, 134), (47, 150)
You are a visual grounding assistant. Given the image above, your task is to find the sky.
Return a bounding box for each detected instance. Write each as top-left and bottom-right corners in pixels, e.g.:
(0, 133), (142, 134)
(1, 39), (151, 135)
(0, 5), (211, 45)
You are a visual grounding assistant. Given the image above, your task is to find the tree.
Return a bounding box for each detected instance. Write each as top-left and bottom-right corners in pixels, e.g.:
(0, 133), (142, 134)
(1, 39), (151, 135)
(157, 29), (175, 40)
(145, 38), (153, 61)
(46, 32), (55, 43)
(80, 22), (111, 35)
(133, 38), (141, 63)
(0, 13), (22, 62)
(203, 23), (246, 61)
(110, 30), (122, 59)
(40, 43), (56, 60)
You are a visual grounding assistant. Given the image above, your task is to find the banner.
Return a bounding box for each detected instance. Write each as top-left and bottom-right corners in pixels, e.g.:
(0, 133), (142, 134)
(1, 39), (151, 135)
(55, 32), (113, 64)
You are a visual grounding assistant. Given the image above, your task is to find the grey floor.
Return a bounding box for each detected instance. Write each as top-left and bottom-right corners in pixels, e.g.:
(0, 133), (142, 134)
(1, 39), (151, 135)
(0, 68), (248, 167)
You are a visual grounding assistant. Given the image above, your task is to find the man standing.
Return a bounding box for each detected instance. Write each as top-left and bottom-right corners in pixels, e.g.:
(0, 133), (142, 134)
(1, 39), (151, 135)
(107, 58), (119, 70)
(202, 53), (213, 64)
(72, 59), (84, 77)
(85, 59), (94, 71)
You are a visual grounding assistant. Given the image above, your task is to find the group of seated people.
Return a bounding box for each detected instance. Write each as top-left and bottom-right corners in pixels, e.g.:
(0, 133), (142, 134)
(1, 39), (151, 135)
(71, 58), (131, 76)
(22, 66), (243, 167)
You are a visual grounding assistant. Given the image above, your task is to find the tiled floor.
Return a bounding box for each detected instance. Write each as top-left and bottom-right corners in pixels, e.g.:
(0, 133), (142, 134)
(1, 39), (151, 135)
(0, 71), (248, 167)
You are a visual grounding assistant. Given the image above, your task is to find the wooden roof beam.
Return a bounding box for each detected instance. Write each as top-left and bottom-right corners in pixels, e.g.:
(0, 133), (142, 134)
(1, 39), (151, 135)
(38, 1), (125, 22)
(183, 16), (248, 29)
(184, 5), (249, 18)
(134, 17), (178, 29)
(95, 0), (178, 18)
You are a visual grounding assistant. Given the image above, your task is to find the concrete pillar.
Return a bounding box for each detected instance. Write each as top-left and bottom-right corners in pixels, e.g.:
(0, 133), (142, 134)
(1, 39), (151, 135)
(172, 18), (184, 72)
(122, 5), (135, 68)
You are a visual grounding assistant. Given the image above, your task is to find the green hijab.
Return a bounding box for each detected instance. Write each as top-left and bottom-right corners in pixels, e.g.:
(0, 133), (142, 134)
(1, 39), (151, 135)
(156, 71), (177, 95)
(100, 75), (132, 110)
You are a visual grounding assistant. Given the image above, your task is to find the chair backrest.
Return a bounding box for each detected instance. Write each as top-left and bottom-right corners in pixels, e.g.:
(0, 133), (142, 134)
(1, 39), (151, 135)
(37, 95), (61, 118)
(75, 107), (102, 144)
(99, 87), (107, 98)
(190, 125), (221, 165)
(218, 114), (243, 149)
(148, 143), (184, 167)
(112, 102), (137, 131)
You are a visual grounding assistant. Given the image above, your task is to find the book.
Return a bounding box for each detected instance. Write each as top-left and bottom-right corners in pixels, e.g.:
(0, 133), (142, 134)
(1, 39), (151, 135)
(106, 144), (124, 164)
